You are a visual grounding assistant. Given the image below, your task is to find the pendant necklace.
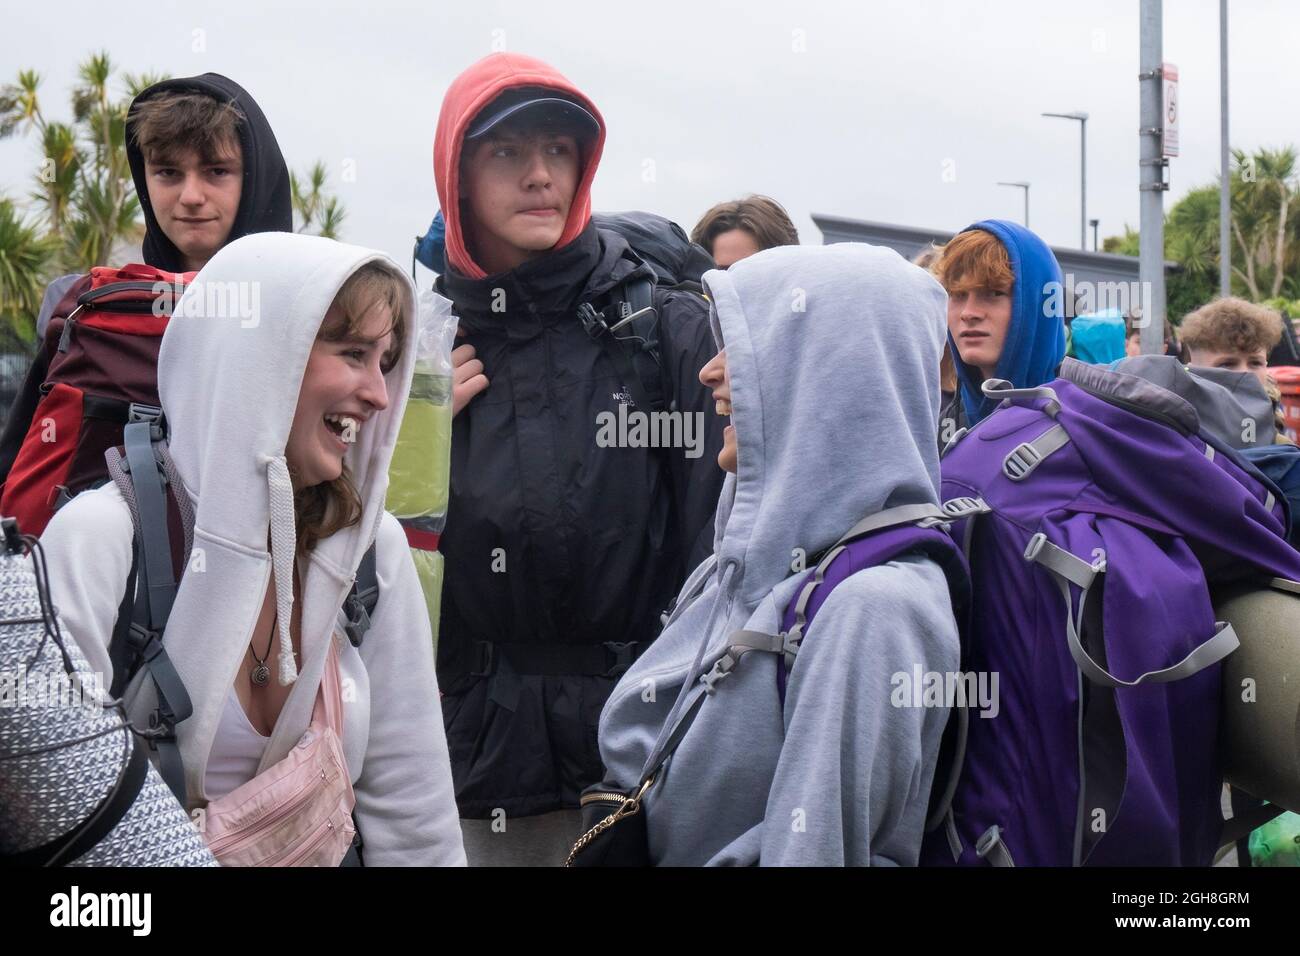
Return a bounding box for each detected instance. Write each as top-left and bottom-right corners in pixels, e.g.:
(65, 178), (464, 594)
(250, 612), (277, 687)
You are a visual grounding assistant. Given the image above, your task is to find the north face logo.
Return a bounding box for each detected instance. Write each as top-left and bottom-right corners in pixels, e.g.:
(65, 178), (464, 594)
(611, 385), (635, 407)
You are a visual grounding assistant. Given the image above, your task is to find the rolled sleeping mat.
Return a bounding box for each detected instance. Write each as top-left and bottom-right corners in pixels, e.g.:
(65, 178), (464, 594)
(0, 537), (215, 866)
(1216, 577), (1300, 813)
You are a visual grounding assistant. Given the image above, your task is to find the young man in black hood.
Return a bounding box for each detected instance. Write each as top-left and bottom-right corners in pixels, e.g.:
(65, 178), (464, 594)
(432, 53), (726, 865)
(126, 73), (292, 273)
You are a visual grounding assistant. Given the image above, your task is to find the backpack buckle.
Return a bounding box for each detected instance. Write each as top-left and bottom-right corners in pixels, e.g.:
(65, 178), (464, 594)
(576, 302), (609, 339)
(699, 651), (738, 695)
(127, 622), (164, 660)
(942, 496), (991, 519)
(1002, 442), (1044, 481)
(603, 641), (639, 677)
(127, 404), (166, 442)
(341, 594), (371, 648)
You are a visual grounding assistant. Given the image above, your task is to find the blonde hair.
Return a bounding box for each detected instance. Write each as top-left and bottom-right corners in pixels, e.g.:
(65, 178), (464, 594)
(294, 263), (409, 553)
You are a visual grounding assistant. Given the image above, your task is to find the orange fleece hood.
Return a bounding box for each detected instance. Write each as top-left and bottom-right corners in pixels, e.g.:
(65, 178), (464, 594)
(433, 52), (606, 279)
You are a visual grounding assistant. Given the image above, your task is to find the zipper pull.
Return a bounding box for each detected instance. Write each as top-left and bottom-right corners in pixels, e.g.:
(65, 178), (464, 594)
(57, 317), (75, 353)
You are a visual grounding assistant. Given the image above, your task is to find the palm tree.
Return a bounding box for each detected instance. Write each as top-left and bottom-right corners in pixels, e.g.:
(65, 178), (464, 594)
(291, 161), (347, 238)
(1230, 146), (1298, 300)
(0, 198), (59, 343)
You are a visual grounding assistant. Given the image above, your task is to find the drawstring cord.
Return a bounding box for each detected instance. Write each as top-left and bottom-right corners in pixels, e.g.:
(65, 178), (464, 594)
(261, 455), (299, 685)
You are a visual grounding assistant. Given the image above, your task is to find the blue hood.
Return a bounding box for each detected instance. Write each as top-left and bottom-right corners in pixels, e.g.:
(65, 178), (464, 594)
(1069, 309), (1127, 365)
(950, 219), (1065, 424)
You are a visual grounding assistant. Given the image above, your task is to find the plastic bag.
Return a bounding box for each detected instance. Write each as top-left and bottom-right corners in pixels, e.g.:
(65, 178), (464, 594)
(387, 288), (456, 653)
(1249, 810), (1300, 867)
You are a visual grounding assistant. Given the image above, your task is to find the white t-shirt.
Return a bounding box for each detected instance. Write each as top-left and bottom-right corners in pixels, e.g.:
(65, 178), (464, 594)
(204, 688), (271, 800)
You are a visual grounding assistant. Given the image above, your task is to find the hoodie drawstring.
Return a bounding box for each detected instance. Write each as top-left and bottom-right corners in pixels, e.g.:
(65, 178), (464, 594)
(638, 559), (740, 780)
(261, 455), (299, 685)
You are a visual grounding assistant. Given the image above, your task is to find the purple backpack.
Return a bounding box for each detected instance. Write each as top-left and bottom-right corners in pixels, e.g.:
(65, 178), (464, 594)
(921, 357), (1300, 867)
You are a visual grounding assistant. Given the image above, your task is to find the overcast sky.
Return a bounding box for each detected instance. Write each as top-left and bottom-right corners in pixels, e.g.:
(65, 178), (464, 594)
(2, 0), (1295, 279)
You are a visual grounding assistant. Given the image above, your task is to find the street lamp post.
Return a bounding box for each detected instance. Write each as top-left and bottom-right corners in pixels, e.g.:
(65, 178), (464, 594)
(1089, 218), (1100, 251)
(1043, 110), (1090, 249)
(997, 181), (1031, 227)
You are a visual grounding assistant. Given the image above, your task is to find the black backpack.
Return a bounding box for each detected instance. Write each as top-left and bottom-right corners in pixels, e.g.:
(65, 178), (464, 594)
(105, 415), (380, 803)
(577, 213), (715, 416)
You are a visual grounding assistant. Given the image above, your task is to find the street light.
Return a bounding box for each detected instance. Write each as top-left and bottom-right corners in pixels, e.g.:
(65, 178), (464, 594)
(997, 181), (1031, 227)
(1089, 217), (1100, 251)
(1043, 110), (1089, 249)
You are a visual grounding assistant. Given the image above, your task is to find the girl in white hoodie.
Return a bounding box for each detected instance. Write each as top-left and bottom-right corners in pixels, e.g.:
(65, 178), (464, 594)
(39, 232), (466, 866)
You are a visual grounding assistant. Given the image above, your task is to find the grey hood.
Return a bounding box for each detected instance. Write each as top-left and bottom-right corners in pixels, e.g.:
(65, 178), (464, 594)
(599, 242), (954, 863)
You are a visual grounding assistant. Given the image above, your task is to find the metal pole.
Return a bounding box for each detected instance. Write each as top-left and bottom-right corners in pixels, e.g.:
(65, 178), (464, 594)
(996, 181), (1030, 228)
(1220, 0), (1231, 296)
(1080, 117), (1088, 249)
(1139, 0), (1167, 355)
(1042, 112), (1089, 249)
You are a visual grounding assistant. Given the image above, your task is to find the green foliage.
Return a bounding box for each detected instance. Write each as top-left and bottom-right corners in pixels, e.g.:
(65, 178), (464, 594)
(0, 198), (59, 344)
(292, 161), (347, 239)
(1102, 145), (1300, 321)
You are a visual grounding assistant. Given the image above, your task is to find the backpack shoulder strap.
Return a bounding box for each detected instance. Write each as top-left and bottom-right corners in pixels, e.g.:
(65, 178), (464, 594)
(106, 416), (192, 803)
(578, 275), (668, 415)
(341, 542), (380, 648)
(695, 504), (969, 699)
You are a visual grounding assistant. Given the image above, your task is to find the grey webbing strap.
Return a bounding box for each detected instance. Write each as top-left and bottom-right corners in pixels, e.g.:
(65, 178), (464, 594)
(831, 503), (950, 549)
(944, 810), (963, 861)
(786, 503), (952, 645)
(1027, 533), (1241, 686)
(1024, 532), (1099, 590)
(925, 699), (969, 834)
(1002, 424), (1070, 481)
(981, 379), (1062, 418)
(124, 422), (176, 630)
(1205, 444), (1216, 462)
(941, 426), (968, 458)
(698, 629), (801, 694)
(1264, 491), (1276, 513)
(975, 825), (1016, 867)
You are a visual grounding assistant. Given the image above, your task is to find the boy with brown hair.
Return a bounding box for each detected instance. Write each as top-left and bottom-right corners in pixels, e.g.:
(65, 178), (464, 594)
(1180, 296), (1291, 444)
(1180, 297), (1284, 387)
(126, 74), (291, 273)
(690, 195), (799, 269)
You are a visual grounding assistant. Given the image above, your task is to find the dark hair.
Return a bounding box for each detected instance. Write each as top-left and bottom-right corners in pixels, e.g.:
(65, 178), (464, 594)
(129, 91), (245, 165)
(1125, 313), (1189, 362)
(690, 195), (799, 254)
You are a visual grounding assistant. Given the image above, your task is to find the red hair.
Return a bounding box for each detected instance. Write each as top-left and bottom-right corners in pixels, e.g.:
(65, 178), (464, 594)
(937, 229), (1014, 295)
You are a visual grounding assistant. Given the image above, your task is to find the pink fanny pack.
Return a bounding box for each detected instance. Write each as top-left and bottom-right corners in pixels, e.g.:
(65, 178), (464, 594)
(201, 640), (356, 867)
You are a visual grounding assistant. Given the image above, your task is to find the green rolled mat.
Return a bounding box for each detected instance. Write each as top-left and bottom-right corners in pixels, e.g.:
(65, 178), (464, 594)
(1215, 577), (1300, 814)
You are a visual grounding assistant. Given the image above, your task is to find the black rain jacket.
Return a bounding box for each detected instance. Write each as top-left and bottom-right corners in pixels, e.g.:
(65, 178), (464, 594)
(435, 223), (726, 817)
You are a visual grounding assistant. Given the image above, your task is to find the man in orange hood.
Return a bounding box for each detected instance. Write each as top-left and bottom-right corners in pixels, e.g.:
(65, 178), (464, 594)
(431, 53), (726, 865)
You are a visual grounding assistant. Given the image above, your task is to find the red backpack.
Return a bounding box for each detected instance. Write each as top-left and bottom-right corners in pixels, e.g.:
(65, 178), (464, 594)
(0, 264), (193, 537)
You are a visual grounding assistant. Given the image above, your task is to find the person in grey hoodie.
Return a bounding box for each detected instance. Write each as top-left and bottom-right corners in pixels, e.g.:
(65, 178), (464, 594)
(597, 242), (961, 866)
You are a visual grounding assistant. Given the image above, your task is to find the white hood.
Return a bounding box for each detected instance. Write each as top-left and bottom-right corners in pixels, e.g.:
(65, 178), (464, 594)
(154, 232), (416, 800)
